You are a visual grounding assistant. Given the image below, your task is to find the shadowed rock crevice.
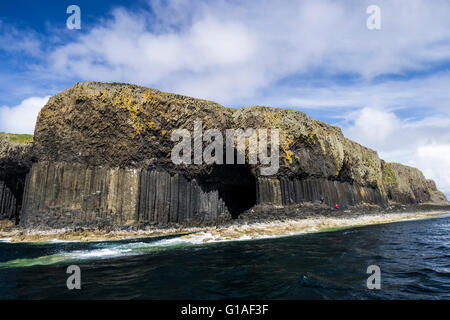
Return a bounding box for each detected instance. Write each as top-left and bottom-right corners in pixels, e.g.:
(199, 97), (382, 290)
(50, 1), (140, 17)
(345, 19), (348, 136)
(0, 174), (27, 223)
(0, 134), (33, 223)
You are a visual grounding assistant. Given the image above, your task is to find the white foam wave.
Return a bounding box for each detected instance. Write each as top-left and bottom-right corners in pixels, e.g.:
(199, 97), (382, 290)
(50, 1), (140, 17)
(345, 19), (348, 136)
(48, 239), (81, 243)
(151, 231), (278, 246)
(57, 232), (260, 261)
(52, 212), (450, 261)
(69, 248), (133, 259)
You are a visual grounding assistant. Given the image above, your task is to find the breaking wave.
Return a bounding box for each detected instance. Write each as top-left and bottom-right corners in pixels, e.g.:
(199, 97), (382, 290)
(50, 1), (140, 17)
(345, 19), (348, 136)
(1, 212), (448, 269)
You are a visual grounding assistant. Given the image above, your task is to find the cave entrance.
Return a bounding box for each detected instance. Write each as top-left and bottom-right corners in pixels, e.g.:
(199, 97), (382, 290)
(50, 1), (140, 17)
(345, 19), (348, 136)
(200, 164), (257, 219)
(0, 174), (27, 224)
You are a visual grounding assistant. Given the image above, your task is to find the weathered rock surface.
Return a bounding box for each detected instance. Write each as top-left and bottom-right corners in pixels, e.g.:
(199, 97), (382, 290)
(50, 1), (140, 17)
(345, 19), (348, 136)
(2, 81), (446, 228)
(382, 162), (431, 204)
(0, 134), (33, 221)
(426, 179), (448, 204)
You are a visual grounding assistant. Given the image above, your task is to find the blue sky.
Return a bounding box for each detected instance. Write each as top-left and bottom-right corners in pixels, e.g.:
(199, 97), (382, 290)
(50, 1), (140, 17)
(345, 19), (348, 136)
(1, 0), (450, 197)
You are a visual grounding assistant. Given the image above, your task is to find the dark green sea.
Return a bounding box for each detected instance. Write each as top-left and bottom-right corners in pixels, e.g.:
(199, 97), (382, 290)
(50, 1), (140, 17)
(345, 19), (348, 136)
(0, 214), (449, 299)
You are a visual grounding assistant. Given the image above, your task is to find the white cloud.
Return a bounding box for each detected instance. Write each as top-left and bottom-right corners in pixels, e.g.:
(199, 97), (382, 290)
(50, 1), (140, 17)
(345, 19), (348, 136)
(32, 0), (450, 104)
(45, 5), (259, 102)
(283, 72), (450, 114)
(345, 107), (399, 147)
(414, 144), (450, 196)
(0, 96), (50, 134)
(343, 107), (450, 198)
(0, 21), (43, 57)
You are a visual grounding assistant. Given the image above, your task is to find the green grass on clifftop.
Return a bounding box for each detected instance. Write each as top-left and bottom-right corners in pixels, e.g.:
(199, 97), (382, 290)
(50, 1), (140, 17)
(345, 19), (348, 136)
(0, 132), (34, 144)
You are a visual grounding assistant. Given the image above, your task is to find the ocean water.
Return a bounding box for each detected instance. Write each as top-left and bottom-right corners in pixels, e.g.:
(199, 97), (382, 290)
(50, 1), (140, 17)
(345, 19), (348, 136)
(0, 214), (449, 300)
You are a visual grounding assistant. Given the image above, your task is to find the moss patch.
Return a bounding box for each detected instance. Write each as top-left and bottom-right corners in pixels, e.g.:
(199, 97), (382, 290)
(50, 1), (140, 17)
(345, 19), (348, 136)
(429, 188), (446, 197)
(383, 163), (397, 185)
(0, 132), (34, 144)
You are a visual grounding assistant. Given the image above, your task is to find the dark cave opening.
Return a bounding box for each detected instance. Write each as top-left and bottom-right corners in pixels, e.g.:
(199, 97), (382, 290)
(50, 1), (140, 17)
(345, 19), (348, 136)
(200, 164), (257, 219)
(0, 172), (27, 224)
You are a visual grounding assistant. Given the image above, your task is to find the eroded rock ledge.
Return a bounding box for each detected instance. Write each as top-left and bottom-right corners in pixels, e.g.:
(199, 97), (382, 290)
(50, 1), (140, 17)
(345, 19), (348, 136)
(1, 82), (448, 229)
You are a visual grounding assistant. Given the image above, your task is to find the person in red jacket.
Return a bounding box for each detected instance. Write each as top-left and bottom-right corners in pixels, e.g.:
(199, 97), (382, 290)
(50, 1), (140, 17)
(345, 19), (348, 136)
(335, 203), (339, 209)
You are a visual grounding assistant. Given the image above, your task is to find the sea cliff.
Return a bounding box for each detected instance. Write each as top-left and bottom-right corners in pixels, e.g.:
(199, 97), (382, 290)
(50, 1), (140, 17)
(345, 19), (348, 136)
(0, 82), (448, 230)
(0, 133), (32, 222)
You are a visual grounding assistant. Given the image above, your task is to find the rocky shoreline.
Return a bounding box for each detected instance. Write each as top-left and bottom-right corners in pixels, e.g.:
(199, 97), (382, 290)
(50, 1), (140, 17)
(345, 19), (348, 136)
(1, 203), (449, 243)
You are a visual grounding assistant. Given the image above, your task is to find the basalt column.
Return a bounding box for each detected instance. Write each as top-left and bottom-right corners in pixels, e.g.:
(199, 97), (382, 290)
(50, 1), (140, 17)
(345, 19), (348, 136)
(257, 177), (387, 207)
(136, 169), (231, 225)
(0, 173), (27, 222)
(21, 162), (140, 228)
(0, 179), (18, 220)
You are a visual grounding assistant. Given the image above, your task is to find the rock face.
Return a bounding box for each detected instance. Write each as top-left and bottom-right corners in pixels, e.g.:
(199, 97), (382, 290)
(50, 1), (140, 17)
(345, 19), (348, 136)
(0, 134), (32, 222)
(426, 179), (448, 204)
(2, 81), (446, 229)
(382, 162), (432, 204)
